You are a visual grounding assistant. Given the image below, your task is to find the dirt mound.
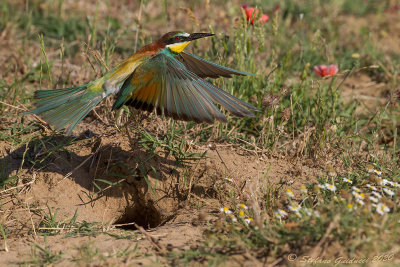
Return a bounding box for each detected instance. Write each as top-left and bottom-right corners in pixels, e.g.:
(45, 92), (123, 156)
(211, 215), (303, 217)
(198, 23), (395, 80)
(0, 120), (326, 265)
(2, 122), (320, 231)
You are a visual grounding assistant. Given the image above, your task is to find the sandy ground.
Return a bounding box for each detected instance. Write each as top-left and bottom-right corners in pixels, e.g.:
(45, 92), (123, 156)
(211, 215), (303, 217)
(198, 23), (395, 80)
(0, 1), (399, 265)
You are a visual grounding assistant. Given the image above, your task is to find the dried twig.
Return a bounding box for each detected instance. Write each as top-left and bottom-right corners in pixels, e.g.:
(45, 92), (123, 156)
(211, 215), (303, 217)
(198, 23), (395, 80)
(57, 142), (102, 184)
(134, 0), (144, 53)
(26, 203), (37, 240)
(0, 101), (26, 111)
(215, 149), (229, 173)
(0, 100), (48, 128)
(132, 222), (167, 255)
(0, 180), (35, 195)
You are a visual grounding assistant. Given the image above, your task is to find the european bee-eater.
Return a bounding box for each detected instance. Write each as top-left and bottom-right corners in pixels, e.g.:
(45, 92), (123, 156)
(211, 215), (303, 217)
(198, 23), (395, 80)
(29, 31), (259, 134)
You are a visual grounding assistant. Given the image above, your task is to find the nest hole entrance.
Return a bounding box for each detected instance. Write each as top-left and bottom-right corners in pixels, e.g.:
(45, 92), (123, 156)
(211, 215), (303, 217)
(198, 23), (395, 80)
(115, 204), (162, 230)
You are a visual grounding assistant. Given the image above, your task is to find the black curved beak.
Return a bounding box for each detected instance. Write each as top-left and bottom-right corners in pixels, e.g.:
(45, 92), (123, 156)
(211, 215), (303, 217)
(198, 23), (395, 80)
(188, 33), (214, 41)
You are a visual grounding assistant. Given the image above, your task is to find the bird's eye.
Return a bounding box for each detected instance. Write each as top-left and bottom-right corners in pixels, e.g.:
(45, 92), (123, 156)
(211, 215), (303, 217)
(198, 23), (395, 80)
(175, 36), (182, 41)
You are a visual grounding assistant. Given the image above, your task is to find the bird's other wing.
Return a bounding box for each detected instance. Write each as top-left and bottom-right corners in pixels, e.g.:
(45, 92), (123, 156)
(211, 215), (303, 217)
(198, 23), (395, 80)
(112, 53), (258, 123)
(177, 52), (257, 78)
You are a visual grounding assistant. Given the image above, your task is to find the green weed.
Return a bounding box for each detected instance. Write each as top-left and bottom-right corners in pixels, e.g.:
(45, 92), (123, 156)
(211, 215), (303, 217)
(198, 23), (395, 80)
(28, 237), (63, 266)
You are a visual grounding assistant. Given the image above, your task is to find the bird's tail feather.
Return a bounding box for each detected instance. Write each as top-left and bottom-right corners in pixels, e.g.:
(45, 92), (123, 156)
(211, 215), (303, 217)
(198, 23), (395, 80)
(27, 85), (104, 134)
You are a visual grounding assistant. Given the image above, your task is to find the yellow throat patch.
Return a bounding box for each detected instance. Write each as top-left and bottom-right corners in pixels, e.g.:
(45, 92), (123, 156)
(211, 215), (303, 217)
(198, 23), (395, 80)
(167, 41), (191, 53)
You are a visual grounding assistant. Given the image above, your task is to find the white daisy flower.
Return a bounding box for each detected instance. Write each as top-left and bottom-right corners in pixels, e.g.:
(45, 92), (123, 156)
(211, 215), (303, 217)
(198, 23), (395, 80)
(383, 188), (395, 197)
(374, 170), (382, 176)
(352, 186), (362, 193)
(379, 179), (390, 186)
(366, 184), (377, 191)
(244, 218), (253, 224)
(376, 203), (390, 215)
(347, 203), (355, 211)
(352, 191), (365, 200)
(288, 203), (301, 212)
(343, 178), (353, 184)
(394, 182), (400, 188)
(317, 184), (325, 189)
(220, 207), (232, 214)
(300, 184), (308, 194)
(237, 204), (248, 210)
(356, 199), (365, 206)
(371, 191), (382, 198)
(325, 183), (337, 192)
(274, 209), (288, 219)
(286, 188), (294, 198)
(369, 196), (379, 203)
(380, 179), (394, 187)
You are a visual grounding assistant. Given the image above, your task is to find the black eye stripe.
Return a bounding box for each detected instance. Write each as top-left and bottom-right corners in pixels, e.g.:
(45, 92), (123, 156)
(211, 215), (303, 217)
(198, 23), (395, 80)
(166, 36), (187, 45)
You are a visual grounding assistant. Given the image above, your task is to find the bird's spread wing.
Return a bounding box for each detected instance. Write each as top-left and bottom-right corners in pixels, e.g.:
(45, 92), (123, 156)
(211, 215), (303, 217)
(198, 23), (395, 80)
(177, 52), (256, 78)
(112, 53), (258, 123)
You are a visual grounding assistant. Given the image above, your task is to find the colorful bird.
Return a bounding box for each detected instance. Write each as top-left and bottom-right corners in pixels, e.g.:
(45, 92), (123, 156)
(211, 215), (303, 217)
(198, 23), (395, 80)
(28, 31), (259, 134)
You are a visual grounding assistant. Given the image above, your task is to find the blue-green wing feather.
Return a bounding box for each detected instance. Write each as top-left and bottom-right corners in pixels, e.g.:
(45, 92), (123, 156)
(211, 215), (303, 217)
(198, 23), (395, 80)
(178, 52), (257, 78)
(167, 56), (259, 115)
(113, 53), (258, 123)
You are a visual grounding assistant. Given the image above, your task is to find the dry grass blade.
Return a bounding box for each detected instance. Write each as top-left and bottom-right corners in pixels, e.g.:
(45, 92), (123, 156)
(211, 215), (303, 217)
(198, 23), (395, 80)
(83, 42), (110, 72)
(309, 214), (340, 258)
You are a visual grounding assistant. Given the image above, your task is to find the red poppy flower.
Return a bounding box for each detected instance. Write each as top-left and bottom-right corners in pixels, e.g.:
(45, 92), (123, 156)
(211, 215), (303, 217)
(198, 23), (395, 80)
(313, 64), (338, 77)
(385, 4), (398, 13)
(241, 5), (269, 25)
(260, 14), (269, 24)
